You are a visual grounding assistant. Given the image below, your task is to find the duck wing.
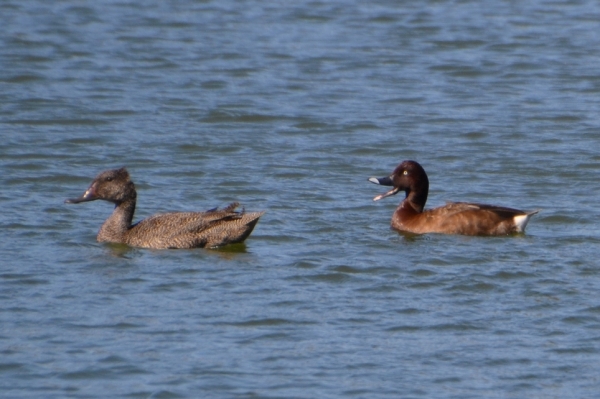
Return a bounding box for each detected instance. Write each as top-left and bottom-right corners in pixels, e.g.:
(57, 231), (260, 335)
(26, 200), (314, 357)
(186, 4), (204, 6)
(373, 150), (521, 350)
(125, 202), (264, 249)
(423, 202), (538, 235)
(444, 202), (540, 218)
(443, 202), (537, 217)
(166, 202), (264, 248)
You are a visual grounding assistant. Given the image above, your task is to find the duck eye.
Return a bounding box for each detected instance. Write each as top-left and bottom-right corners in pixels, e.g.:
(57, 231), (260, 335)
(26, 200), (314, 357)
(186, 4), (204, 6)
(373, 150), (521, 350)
(106, 177), (113, 182)
(403, 170), (408, 175)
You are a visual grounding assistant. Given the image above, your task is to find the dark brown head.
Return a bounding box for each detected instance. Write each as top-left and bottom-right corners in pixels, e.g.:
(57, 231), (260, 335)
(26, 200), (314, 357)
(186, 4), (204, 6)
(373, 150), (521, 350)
(65, 168), (136, 205)
(368, 160), (429, 212)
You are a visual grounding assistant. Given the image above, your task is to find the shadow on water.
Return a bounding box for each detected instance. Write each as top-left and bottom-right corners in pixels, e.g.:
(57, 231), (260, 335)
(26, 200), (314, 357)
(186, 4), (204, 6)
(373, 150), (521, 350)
(211, 242), (248, 252)
(105, 243), (136, 259)
(396, 231), (424, 242)
(396, 230), (533, 242)
(104, 241), (250, 260)
(209, 242), (250, 256)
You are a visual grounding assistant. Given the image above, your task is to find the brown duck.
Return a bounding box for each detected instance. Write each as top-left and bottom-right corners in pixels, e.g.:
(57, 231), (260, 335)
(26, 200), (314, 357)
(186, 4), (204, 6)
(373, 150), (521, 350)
(65, 168), (264, 249)
(369, 160), (538, 236)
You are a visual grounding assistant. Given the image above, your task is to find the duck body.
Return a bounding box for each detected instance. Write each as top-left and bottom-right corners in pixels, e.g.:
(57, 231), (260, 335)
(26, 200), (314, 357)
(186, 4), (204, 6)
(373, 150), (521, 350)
(66, 168), (263, 249)
(369, 160), (538, 236)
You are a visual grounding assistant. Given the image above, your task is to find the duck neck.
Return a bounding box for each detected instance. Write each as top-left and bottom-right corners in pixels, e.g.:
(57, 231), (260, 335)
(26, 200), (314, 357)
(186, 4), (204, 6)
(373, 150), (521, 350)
(405, 185), (428, 213)
(97, 199), (136, 243)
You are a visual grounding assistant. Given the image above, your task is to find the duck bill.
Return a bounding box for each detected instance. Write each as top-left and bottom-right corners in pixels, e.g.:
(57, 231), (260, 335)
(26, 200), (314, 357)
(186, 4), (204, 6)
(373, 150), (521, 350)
(368, 176), (400, 201)
(65, 186), (98, 204)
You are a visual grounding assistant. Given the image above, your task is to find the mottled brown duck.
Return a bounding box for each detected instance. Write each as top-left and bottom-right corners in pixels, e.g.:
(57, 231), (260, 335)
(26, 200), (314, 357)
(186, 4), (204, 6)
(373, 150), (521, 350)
(65, 168), (264, 249)
(369, 160), (538, 236)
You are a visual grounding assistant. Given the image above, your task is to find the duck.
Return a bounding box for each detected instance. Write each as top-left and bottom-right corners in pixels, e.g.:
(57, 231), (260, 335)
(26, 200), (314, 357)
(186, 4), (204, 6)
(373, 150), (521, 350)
(65, 168), (264, 249)
(368, 160), (538, 236)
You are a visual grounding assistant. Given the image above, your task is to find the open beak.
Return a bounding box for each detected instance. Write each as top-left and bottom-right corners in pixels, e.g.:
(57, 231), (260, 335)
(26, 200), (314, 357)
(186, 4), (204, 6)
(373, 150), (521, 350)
(65, 185), (98, 204)
(368, 176), (400, 201)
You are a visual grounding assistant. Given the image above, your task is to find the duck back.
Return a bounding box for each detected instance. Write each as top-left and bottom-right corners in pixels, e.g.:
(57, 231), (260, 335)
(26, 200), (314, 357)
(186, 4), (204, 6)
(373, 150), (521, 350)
(122, 204), (264, 249)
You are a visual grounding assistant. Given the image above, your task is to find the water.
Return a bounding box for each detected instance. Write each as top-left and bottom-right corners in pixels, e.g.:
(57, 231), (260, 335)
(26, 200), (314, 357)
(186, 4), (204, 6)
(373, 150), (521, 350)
(2, 0), (600, 397)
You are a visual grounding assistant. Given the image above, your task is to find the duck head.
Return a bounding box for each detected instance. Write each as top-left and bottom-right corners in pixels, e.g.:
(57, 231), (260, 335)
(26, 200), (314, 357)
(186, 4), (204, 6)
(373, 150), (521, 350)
(369, 160), (429, 212)
(65, 167), (136, 205)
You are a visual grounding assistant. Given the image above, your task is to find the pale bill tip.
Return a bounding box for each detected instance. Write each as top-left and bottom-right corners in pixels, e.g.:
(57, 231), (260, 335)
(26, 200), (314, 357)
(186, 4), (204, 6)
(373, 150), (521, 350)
(368, 177), (380, 185)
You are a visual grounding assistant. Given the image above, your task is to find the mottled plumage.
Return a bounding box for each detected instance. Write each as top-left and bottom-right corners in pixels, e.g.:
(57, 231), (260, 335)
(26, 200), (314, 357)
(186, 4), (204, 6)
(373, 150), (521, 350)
(369, 160), (538, 236)
(66, 168), (263, 248)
